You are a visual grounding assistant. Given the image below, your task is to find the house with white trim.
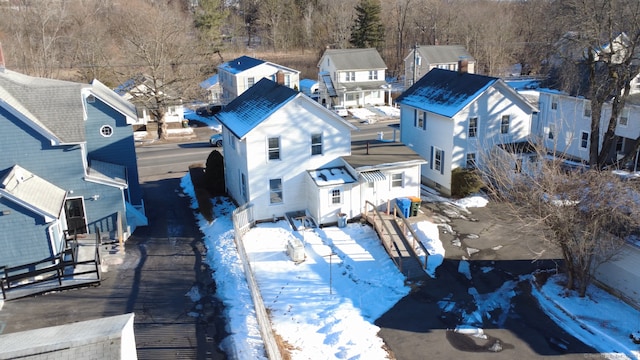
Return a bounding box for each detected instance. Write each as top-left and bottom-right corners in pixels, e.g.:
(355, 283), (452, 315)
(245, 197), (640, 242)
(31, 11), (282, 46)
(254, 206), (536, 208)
(404, 45), (476, 89)
(215, 78), (425, 225)
(317, 48), (390, 110)
(217, 55), (300, 105)
(0, 69), (147, 270)
(397, 67), (538, 195)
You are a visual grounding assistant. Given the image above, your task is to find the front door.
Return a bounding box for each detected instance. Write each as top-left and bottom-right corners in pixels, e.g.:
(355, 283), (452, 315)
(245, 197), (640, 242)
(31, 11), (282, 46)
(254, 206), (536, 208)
(362, 181), (377, 211)
(65, 198), (87, 235)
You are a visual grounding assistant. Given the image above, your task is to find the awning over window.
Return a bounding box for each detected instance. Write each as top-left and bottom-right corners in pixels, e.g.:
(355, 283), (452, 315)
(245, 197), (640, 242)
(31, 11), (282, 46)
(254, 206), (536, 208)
(321, 73), (337, 97)
(359, 170), (386, 182)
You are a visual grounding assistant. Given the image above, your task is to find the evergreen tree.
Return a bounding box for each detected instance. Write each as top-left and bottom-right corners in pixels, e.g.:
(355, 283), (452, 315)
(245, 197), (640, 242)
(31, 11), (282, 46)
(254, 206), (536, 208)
(349, 0), (385, 51)
(194, 0), (228, 50)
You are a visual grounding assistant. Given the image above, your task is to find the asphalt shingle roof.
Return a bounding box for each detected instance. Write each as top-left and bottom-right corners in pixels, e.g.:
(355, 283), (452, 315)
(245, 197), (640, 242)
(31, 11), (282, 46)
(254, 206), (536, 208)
(214, 78), (299, 139)
(0, 69), (88, 143)
(320, 48), (387, 71)
(0, 165), (66, 219)
(395, 68), (498, 118)
(415, 45), (475, 64)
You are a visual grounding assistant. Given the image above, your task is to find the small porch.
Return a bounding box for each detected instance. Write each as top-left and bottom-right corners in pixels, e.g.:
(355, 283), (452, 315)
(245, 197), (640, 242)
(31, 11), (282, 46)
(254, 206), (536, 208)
(0, 232), (104, 301)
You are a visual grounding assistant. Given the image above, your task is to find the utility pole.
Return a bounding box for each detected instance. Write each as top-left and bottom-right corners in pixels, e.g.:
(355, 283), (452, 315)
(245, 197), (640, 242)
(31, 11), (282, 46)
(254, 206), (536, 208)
(412, 43), (419, 86)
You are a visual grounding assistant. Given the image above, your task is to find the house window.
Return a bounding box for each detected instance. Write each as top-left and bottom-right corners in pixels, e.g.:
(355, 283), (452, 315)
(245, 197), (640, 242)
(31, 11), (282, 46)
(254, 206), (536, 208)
(345, 71), (355, 82)
(417, 112), (424, 129)
(551, 98), (557, 110)
(346, 93), (356, 101)
(284, 74), (291, 87)
(368, 70), (378, 80)
(584, 103), (591, 117)
(228, 132), (236, 150)
(268, 137), (280, 160)
(468, 117), (477, 138)
(580, 131), (589, 149)
(619, 116), (628, 126)
(416, 56), (422, 66)
(548, 124), (555, 140)
(500, 115), (510, 134)
(391, 173), (403, 188)
(311, 133), (322, 155)
(247, 77), (255, 88)
(432, 147), (444, 174)
(331, 189), (342, 205)
(269, 179), (283, 204)
(466, 153), (476, 168)
(100, 125), (113, 137)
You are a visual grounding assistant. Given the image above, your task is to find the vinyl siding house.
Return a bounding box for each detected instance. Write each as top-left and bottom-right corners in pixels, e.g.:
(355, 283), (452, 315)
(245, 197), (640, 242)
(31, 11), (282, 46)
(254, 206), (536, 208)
(404, 45), (476, 89)
(215, 78), (425, 225)
(317, 48), (389, 110)
(199, 74), (223, 104)
(0, 69), (146, 269)
(536, 90), (638, 165)
(397, 68), (538, 195)
(115, 74), (185, 125)
(217, 55), (300, 105)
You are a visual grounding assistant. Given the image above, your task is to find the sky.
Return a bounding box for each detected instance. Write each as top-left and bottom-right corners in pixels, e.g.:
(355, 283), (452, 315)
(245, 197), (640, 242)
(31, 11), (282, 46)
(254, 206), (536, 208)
(180, 173), (640, 360)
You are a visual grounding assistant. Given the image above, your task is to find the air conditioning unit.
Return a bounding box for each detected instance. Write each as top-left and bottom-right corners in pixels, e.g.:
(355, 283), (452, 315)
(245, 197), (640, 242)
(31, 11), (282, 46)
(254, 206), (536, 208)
(286, 238), (305, 263)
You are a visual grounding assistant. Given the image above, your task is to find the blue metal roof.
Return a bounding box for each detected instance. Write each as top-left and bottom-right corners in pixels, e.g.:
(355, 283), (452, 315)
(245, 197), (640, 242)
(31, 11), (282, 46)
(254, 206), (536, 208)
(214, 78), (298, 139)
(396, 68), (498, 118)
(219, 55), (266, 75)
(199, 74), (218, 89)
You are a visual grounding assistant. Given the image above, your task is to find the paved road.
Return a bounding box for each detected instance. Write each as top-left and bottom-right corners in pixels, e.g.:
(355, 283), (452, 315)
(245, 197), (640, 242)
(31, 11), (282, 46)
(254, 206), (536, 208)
(376, 201), (600, 359)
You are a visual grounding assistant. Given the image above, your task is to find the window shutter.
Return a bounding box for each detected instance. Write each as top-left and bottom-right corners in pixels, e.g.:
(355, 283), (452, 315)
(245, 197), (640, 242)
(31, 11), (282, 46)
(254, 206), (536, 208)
(440, 151), (445, 174)
(422, 112), (427, 130)
(414, 109), (418, 127)
(430, 146), (434, 170)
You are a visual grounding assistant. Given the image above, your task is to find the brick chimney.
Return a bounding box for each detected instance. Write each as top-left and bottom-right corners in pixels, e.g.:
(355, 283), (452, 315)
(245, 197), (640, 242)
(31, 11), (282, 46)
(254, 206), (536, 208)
(458, 59), (468, 74)
(276, 70), (285, 85)
(0, 42), (5, 73)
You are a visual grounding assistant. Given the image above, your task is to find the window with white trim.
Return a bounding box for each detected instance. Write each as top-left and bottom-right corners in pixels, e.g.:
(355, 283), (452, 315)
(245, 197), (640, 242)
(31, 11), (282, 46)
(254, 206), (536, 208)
(269, 179), (283, 204)
(619, 112), (629, 126)
(331, 188), (342, 204)
(433, 147), (444, 173)
(345, 71), (355, 82)
(580, 131), (589, 149)
(551, 98), (558, 110)
(368, 70), (378, 80)
(391, 173), (403, 188)
(468, 117), (477, 138)
(311, 133), (322, 155)
(548, 124), (555, 140)
(466, 153), (476, 168)
(584, 102), (591, 117)
(500, 115), (510, 134)
(268, 137), (280, 160)
(417, 112), (424, 129)
(247, 77), (255, 88)
(100, 125), (113, 137)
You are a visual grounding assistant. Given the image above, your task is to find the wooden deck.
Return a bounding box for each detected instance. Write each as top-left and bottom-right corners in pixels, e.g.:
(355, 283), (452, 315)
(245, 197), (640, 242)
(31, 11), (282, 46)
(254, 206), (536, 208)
(1, 237), (102, 301)
(363, 201), (430, 281)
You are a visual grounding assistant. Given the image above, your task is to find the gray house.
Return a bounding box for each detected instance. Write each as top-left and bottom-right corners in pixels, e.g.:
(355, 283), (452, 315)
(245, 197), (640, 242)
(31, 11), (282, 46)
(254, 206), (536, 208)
(404, 45), (476, 89)
(0, 69), (147, 269)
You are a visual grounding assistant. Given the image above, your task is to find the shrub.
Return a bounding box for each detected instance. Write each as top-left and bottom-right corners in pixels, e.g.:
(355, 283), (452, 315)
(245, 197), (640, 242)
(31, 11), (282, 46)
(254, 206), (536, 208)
(451, 167), (483, 198)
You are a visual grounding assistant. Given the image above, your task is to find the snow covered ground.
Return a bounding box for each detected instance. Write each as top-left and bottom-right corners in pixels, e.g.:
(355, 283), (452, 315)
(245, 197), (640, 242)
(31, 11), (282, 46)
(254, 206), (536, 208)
(180, 173), (640, 359)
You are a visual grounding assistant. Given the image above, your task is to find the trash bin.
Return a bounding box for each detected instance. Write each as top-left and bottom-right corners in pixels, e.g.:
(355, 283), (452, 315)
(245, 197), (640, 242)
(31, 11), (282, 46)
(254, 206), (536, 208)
(337, 213), (347, 228)
(409, 196), (421, 217)
(396, 198), (411, 218)
(181, 119), (189, 128)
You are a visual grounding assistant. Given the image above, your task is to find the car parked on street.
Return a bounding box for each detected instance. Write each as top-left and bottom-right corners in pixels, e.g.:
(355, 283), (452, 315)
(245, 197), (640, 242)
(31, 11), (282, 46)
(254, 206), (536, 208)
(209, 133), (223, 147)
(332, 105), (348, 117)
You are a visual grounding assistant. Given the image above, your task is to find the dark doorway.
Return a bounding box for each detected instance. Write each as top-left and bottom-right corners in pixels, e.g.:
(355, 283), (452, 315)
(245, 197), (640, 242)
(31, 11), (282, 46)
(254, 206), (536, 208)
(65, 198), (87, 235)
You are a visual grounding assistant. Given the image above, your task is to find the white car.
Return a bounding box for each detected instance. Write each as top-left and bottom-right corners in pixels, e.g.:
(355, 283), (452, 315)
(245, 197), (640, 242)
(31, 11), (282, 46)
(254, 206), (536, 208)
(209, 133), (223, 147)
(332, 105), (348, 117)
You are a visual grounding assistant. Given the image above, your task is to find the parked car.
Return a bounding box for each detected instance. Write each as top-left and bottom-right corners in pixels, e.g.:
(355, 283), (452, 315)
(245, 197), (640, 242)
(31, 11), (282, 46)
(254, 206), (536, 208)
(197, 104), (223, 117)
(210, 133), (223, 147)
(332, 105), (348, 117)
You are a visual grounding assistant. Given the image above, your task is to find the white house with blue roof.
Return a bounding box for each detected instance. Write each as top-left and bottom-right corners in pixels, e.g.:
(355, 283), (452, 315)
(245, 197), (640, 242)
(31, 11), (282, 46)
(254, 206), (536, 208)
(199, 74), (222, 104)
(217, 55), (300, 105)
(215, 78), (426, 225)
(0, 68), (147, 271)
(396, 68), (538, 195)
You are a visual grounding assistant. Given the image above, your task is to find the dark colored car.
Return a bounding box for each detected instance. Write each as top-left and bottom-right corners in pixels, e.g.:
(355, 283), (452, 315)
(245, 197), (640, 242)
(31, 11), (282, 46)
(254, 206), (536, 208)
(196, 104), (223, 117)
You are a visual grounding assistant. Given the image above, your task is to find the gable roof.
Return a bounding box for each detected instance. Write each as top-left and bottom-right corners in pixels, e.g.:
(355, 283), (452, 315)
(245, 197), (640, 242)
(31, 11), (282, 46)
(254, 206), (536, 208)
(0, 165), (66, 221)
(409, 45), (475, 64)
(89, 79), (138, 123)
(319, 48), (387, 71)
(214, 78), (299, 138)
(395, 68), (498, 118)
(0, 69), (88, 144)
(219, 55), (266, 74)
(200, 74), (219, 89)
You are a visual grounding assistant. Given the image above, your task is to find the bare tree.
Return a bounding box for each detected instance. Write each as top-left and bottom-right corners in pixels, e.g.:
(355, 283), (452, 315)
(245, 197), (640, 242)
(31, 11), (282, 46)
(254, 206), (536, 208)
(480, 143), (640, 297)
(553, 0), (640, 169)
(109, 0), (205, 139)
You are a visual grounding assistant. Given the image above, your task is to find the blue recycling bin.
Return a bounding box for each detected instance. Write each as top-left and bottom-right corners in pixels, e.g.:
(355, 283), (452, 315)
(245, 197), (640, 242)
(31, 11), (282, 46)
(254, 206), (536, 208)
(396, 197), (411, 218)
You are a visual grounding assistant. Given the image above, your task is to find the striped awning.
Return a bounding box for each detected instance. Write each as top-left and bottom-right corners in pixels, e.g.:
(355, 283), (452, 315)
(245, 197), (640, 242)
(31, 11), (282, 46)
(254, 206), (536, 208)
(359, 170), (386, 182)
